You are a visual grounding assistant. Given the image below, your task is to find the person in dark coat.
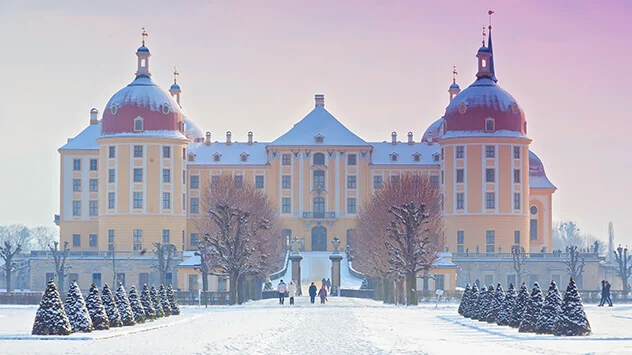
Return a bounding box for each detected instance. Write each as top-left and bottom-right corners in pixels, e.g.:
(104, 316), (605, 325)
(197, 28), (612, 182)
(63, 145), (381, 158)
(318, 285), (328, 304)
(308, 282), (317, 304)
(599, 280), (611, 306)
(325, 278), (331, 293)
(605, 280), (613, 306)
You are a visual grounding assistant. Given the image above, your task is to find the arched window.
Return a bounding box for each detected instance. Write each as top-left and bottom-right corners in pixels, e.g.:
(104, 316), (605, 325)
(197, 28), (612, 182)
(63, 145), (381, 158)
(390, 153), (398, 162)
(134, 117), (143, 132)
(485, 118), (495, 132)
(313, 153), (325, 166)
(213, 153), (220, 162)
(313, 170), (325, 188)
(313, 197), (325, 217)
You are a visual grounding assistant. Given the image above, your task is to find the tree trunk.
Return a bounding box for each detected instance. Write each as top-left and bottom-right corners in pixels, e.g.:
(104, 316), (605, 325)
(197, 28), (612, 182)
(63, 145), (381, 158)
(383, 277), (395, 304)
(374, 277), (383, 301)
(57, 274), (65, 293)
(5, 266), (12, 293)
(160, 271), (166, 286)
(229, 271), (239, 305)
(201, 272), (209, 308)
(237, 275), (245, 304)
(623, 276), (629, 296)
(406, 271), (418, 306)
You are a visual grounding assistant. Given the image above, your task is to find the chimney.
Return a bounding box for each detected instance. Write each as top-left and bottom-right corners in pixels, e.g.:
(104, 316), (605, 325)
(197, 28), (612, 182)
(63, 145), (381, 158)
(226, 131), (232, 146)
(90, 108), (99, 125)
(314, 94), (325, 108)
(391, 131), (397, 145)
(205, 131), (211, 146)
(248, 131), (253, 145)
(407, 132), (413, 145)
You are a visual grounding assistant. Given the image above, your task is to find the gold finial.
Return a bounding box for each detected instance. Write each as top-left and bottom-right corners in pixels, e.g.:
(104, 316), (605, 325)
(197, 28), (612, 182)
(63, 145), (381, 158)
(141, 27), (148, 45)
(452, 65), (458, 84)
(488, 9), (494, 30)
(482, 26), (487, 46)
(173, 66), (179, 84)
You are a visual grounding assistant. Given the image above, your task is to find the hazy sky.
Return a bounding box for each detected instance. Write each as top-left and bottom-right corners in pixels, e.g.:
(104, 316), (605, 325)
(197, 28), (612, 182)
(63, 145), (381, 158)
(0, 0), (630, 246)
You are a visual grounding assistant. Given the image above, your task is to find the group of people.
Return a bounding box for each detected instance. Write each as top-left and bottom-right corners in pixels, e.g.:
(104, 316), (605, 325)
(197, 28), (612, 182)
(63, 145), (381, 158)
(276, 279), (329, 305)
(599, 279), (613, 307)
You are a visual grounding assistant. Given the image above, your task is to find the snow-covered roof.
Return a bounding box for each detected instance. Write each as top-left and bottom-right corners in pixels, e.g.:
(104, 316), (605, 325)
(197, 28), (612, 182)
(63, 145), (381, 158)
(183, 116), (204, 141)
(104, 76), (181, 115)
(445, 77), (519, 116)
(422, 117), (444, 142)
(59, 122), (101, 151)
(441, 130), (528, 140)
(99, 130), (188, 140)
(270, 106), (369, 147)
(529, 150), (556, 190)
(187, 141), (269, 166)
(369, 142), (440, 166)
(178, 253), (200, 267)
(433, 252), (456, 268)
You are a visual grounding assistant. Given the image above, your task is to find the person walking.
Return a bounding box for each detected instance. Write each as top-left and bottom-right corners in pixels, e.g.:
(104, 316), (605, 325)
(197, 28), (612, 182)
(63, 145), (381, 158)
(288, 280), (297, 305)
(326, 278), (331, 293)
(277, 280), (287, 305)
(308, 282), (317, 304)
(318, 285), (328, 304)
(598, 280), (613, 307)
(605, 280), (613, 307)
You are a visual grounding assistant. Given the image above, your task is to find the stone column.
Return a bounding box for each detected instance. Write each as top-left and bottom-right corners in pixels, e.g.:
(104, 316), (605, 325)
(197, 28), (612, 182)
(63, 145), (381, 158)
(289, 253), (303, 295)
(329, 235), (343, 296)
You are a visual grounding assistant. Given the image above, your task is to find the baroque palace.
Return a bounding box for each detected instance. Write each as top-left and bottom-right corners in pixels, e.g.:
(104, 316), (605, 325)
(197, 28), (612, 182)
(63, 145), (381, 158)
(29, 25), (602, 295)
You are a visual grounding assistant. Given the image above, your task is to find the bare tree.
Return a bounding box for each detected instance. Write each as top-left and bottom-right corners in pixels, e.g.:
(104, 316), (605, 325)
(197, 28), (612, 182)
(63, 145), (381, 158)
(151, 242), (177, 286)
(511, 245), (528, 286)
(0, 241), (22, 292)
(105, 244), (119, 287)
(563, 246), (585, 287)
(614, 245), (632, 296)
(48, 241), (71, 293)
(29, 227), (58, 251)
(0, 225), (31, 251)
(194, 242), (210, 307)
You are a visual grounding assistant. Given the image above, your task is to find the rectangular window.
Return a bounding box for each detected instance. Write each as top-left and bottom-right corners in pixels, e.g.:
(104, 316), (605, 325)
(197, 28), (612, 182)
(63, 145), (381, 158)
(514, 169), (520, 183)
(430, 175), (439, 186)
(139, 273), (149, 287)
(457, 245), (464, 253)
(507, 274), (516, 287)
(486, 168), (495, 182)
(282, 198), (291, 213)
(486, 230), (495, 244)
(514, 230), (520, 244)
(108, 192), (115, 209)
(441, 148), (444, 160)
(529, 275), (539, 287)
(163, 146), (171, 158)
(347, 198), (357, 214)
(441, 170), (444, 184)
(183, 193), (186, 210)
(108, 229), (115, 243)
(513, 146), (520, 159)
(134, 145), (143, 157)
(133, 229), (142, 244)
(134, 168), (143, 182)
(514, 193), (521, 210)
(90, 159), (98, 171)
(456, 169), (464, 183)
(92, 273), (102, 288)
(456, 193), (464, 210)
(183, 170), (186, 184)
(456, 146), (464, 159)
(72, 200), (81, 216)
(255, 175), (264, 189)
(551, 274), (561, 287)
(530, 219), (538, 240)
(162, 229), (170, 243)
(282, 175), (291, 189)
(211, 176), (220, 188)
(348, 154), (357, 165)
(133, 192), (143, 209)
(373, 176), (383, 189)
(190, 175), (199, 189)
(163, 169), (170, 183)
(282, 154), (291, 165)
(163, 192), (171, 209)
(486, 192), (495, 209)
(234, 175), (243, 188)
(190, 197), (199, 213)
(89, 200), (98, 216)
(73, 159), (81, 171)
(89, 179), (98, 192)
(73, 179), (81, 192)
(109, 146), (115, 158)
(457, 231), (465, 245)
(89, 234), (97, 247)
(435, 275), (445, 291)
(190, 233), (198, 247)
(485, 145), (495, 158)
(347, 175), (357, 189)
(72, 234), (81, 247)
(106, 169), (114, 183)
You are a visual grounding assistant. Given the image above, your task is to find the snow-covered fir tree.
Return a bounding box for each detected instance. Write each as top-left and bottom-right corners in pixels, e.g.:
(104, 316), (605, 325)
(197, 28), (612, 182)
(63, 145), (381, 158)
(509, 282), (529, 328)
(167, 285), (180, 315)
(458, 283), (471, 316)
(101, 284), (122, 327)
(115, 283), (136, 326)
(140, 284), (156, 321)
(32, 279), (72, 335)
(85, 283), (109, 330)
(159, 284), (172, 316)
(497, 283), (516, 326)
(150, 285), (164, 318)
(128, 285), (146, 324)
(487, 283), (505, 323)
(64, 280), (93, 333)
(536, 281), (562, 334)
(554, 277), (591, 336)
(472, 285), (487, 320)
(464, 283), (479, 319)
(519, 282), (543, 333)
(481, 285), (495, 322)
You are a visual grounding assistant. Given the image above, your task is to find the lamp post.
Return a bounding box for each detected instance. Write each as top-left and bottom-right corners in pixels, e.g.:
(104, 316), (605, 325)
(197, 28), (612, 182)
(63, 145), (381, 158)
(615, 244), (631, 296)
(329, 236), (343, 296)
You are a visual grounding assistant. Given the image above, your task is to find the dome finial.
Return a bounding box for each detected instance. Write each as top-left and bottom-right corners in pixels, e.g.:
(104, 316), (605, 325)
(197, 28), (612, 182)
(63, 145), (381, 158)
(487, 9), (497, 83)
(173, 66), (179, 84)
(141, 27), (148, 46)
(481, 26), (487, 47)
(452, 65), (458, 84)
(449, 65), (461, 102)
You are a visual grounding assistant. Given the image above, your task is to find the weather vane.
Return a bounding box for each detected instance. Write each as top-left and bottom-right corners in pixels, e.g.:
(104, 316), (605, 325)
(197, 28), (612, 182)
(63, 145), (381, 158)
(452, 65), (458, 83)
(173, 66), (179, 84)
(488, 9), (494, 30)
(141, 27), (148, 45)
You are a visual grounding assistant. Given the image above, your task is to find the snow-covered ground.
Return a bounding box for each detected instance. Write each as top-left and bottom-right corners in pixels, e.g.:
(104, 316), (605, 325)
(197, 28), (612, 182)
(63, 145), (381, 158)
(2, 298), (631, 354)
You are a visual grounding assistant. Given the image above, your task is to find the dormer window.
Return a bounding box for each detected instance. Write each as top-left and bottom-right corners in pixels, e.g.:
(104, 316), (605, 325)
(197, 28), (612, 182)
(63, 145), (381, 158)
(390, 153), (398, 162)
(187, 153), (195, 162)
(110, 104), (118, 115)
(213, 153), (221, 162)
(433, 153), (440, 162)
(133, 117), (144, 132)
(314, 134), (324, 144)
(458, 103), (467, 114)
(413, 153), (421, 162)
(485, 118), (495, 132)
(161, 104), (170, 115)
(240, 153), (248, 162)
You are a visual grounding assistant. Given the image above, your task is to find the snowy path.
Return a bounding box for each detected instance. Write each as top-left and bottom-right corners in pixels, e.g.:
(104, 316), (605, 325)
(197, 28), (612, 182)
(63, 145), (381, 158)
(2, 299), (632, 354)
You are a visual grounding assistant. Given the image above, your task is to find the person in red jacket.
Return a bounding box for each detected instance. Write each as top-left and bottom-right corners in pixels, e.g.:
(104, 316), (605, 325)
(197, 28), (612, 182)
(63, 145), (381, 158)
(317, 285), (328, 304)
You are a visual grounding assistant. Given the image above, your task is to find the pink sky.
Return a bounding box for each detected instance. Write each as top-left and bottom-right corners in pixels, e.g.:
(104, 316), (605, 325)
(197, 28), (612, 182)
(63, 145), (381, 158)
(0, 0), (630, 246)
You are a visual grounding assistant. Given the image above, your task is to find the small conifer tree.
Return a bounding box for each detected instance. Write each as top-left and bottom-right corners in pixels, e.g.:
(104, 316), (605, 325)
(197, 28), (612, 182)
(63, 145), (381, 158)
(509, 282), (529, 328)
(497, 283), (516, 326)
(458, 284), (471, 316)
(128, 285), (146, 324)
(140, 284), (156, 321)
(150, 285), (164, 318)
(487, 283), (505, 323)
(479, 285), (494, 322)
(554, 277), (591, 336)
(115, 283), (136, 326)
(167, 285), (180, 315)
(536, 281), (562, 334)
(464, 283), (479, 319)
(101, 284), (122, 327)
(85, 283), (109, 330)
(64, 280), (93, 333)
(473, 285), (487, 321)
(159, 284), (172, 316)
(519, 282), (543, 333)
(32, 279), (72, 335)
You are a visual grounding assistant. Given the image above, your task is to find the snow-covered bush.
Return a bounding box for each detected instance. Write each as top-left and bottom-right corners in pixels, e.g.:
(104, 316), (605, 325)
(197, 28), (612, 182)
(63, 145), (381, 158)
(101, 284), (122, 327)
(458, 284), (471, 316)
(167, 285), (180, 315)
(509, 282), (528, 328)
(554, 277), (591, 336)
(86, 283), (109, 330)
(140, 284), (156, 321)
(472, 285), (487, 321)
(150, 285), (164, 318)
(115, 283), (136, 326)
(497, 283), (516, 326)
(464, 283), (479, 319)
(487, 283), (505, 324)
(64, 280), (93, 333)
(519, 282), (543, 333)
(159, 284), (172, 316)
(536, 281), (562, 334)
(128, 285), (146, 323)
(32, 279), (72, 335)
